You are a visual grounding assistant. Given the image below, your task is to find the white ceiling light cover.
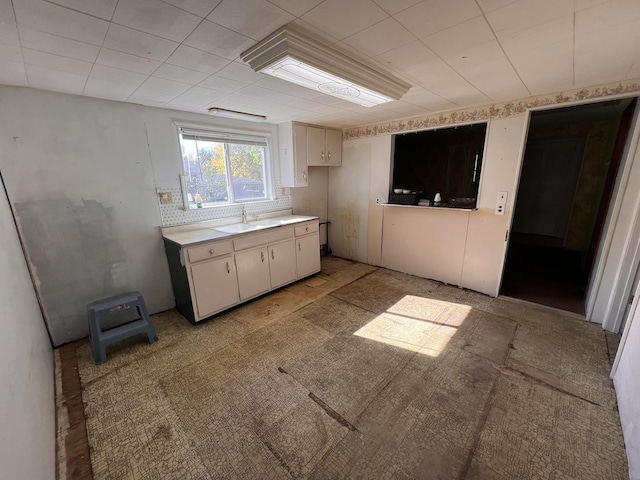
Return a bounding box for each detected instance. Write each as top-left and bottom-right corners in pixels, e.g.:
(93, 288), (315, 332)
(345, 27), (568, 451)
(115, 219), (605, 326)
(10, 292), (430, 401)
(241, 25), (411, 107)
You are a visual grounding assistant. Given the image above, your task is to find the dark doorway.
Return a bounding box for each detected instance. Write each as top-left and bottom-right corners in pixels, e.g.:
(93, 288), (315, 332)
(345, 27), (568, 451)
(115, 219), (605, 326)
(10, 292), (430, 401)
(501, 98), (637, 315)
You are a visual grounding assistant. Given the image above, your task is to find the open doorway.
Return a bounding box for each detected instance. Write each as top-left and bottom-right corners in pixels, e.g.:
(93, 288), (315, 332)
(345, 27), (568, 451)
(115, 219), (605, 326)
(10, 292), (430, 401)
(500, 98), (637, 315)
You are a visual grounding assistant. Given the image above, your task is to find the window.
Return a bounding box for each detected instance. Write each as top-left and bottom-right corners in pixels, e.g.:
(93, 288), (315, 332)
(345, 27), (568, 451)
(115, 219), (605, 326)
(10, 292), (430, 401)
(391, 123), (487, 208)
(178, 127), (269, 209)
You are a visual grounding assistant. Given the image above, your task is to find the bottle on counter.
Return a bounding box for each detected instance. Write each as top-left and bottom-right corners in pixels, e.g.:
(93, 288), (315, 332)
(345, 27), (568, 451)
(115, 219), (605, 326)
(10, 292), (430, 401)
(194, 193), (203, 208)
(434, 192), (442, 206)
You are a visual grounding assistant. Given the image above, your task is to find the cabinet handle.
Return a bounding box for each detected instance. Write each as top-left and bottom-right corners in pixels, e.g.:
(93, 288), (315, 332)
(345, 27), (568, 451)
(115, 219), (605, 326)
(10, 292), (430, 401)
(226, 262), (230, 273)
(271, 250), (275, 260)
(305, 226), (309, 232)
(209, 249), (215, 255)
(261, 251), (265, 262)
(302, 171), (307, 181)
(321, 151), (325, 161)
(298, 242), (302, 251)
(328, 151), (331, 160)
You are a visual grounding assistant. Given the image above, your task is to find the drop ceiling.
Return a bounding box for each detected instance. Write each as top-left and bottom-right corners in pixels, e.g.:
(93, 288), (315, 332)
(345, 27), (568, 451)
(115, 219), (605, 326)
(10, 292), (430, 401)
(1, 0), (639, 128)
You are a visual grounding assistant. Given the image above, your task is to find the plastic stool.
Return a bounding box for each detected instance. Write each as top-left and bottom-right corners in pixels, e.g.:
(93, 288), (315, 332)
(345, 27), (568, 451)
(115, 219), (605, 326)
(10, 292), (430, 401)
(87, 291), (158, 364)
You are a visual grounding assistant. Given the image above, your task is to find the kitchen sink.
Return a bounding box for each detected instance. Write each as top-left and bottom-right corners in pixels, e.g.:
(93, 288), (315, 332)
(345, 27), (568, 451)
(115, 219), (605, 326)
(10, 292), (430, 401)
(213, 223), (260, 234)
(250, 218), (282, 227)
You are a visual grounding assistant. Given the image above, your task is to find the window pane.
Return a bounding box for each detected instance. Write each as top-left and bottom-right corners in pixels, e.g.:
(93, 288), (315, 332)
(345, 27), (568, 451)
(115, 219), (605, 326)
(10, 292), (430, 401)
(180, 137), (230, 207)
(227, 142), (267, 201)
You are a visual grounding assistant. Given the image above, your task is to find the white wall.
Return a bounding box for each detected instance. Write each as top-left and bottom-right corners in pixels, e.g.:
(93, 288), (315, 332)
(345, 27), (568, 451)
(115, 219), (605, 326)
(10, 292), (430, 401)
(0, 180), (55, 479)
(614, 281), (640, 479)
(0, 86), (283, 345)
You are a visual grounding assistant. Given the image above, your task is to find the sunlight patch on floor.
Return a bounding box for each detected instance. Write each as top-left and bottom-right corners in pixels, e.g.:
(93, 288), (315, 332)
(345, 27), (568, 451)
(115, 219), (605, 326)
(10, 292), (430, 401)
(354, 295), (471, 356)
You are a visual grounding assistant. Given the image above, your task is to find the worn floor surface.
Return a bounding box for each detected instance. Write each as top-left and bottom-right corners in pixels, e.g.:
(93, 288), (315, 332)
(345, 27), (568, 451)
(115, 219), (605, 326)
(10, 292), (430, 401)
(56, 257), (628, 479)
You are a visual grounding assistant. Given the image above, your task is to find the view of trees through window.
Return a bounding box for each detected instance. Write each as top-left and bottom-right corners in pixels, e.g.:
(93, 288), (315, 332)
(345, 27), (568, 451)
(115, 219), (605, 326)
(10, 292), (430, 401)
(179, 130), (268, 208)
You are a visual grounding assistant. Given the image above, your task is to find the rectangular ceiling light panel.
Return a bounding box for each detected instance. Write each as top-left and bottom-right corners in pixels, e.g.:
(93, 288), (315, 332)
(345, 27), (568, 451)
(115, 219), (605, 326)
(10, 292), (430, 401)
(241, 25), (410, 107)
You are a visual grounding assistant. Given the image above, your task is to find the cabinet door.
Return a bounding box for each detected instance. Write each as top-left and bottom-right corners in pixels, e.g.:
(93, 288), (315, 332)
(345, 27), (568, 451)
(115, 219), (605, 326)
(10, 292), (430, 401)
(190, 256), (239, 319)
(268, 239), (297, 288)
(296, 233), (321, 278)
(325, 129), (342, 166)
(307, 126), (326, 165)
(235, 247), (271, 300)
(293, 124), (308, 185)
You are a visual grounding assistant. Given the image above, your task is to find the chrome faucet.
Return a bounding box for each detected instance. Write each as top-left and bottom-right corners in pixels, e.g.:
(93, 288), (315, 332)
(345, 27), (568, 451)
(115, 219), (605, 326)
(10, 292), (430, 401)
(242, 205), (247, 223)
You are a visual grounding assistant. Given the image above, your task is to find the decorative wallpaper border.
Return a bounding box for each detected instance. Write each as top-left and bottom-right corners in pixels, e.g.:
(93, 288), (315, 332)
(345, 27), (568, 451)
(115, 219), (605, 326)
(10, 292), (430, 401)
(344, 79), (640, 140)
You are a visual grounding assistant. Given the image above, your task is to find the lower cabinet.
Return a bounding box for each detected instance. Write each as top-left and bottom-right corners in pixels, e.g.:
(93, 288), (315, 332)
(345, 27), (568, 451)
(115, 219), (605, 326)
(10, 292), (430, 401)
(164, 219), (321, 324)
(296, 234), (321, 278)
(190, 255), (239, 318)
(235, 247), (271, 300)
(268, 239), (297, 288)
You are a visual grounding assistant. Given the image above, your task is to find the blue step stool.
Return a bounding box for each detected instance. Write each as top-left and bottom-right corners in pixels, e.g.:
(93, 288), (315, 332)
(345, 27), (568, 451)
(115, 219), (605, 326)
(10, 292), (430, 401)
(87, 291), (158, 364)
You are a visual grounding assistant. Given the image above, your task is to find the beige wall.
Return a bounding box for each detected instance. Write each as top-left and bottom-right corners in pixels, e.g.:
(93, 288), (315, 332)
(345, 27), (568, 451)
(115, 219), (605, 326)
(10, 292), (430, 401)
(0, 180), (55, 479)
(329, 116), (528, 297)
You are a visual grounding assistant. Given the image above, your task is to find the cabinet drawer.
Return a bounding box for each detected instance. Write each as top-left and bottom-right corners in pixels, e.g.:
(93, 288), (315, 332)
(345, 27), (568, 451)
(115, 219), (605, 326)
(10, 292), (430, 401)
(187, 240), (233, 263)
(233, 227), (294, 251)
(295, 222), (318, 236)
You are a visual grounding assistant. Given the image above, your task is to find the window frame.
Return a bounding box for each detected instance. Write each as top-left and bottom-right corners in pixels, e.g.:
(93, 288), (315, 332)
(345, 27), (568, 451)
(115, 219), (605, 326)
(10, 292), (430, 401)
(176, 123), (275, 210)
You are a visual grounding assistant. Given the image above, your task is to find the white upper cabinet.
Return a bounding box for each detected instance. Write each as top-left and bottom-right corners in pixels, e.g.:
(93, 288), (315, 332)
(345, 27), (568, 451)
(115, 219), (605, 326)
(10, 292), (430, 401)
(307, 126), (342, 166)
(278, 122), (342, 187)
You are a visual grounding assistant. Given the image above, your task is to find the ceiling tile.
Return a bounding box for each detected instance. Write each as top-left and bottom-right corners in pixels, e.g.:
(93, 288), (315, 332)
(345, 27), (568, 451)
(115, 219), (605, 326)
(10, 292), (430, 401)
(89, 63), (149, 85)
(46, 0), (118, 20)
(22, 48), (93, 75)
(25, 64), (87, 94)
(496, 15), (573, 56)
(0, 23), (20, 47)
(575, 21), (640, 87)
(153, 64), (209, 84)
(301, 0), (388, 40)
(0, 43), (22, 63)
(18, 27), (100, 62)
(476, 0), (518, 14)
(112, 0), (202, 42)
(140, 76), (191, 95)
(96, 48), (162, 75)
(215, 61), (263, 83)
(575, 0), (640, 36)
(165, 45), (230, 74)
(0, 60), (28, 85)
(486, 0), (573, 38)
(266, 0), (324, 17)
(396, 86), (457, 111)
(423, 16), (495, 58)
(443, 39), (505, 69)
(183, 20), (254, 59)
(207, 0), (294, 40)
(83, 76), (140, 100)
(183, 85), (228, 102)
(13, 0), (109, 46)
(234, 84), (323, 109)
(128, 87), (177, 105)
(0, 0), (16, 24)
(372, 0), (422, 15)
(510, 38), (573, 94)
(103, 24), (179, 61)
(161, 0), (221, 17)
(395, 0), (482, 39)
(341, 18), (416, 57)
(574, 0), (609, 11)
(198, 75), (246, 92)
(453, 56), (530, 101)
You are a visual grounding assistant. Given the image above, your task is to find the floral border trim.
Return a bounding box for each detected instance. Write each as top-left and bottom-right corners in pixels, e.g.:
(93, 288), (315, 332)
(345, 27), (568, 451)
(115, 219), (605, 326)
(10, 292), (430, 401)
(344, 79), (640, 140)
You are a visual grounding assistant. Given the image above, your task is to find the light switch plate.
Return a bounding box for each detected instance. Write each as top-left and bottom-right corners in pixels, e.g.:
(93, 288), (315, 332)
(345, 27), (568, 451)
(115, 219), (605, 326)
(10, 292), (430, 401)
(497, 191), (508, 203)
(495, 202), (505, 215)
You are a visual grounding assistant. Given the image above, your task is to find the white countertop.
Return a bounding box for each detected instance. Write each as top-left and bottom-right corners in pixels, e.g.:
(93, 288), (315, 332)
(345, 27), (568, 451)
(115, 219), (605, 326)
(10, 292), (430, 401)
(162, 214), (318, 247)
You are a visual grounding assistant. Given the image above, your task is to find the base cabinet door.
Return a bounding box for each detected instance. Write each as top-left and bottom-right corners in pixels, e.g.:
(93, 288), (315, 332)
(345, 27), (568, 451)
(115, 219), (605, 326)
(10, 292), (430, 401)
(190, 256), (239, 319)
(296, 234), (321, 278)
(236, 247), (271, 300)
(268, 239), (297, 288)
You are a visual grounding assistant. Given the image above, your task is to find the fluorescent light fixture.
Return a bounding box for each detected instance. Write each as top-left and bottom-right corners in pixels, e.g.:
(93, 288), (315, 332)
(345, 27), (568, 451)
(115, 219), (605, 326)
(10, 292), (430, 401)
(207, 107), (267, 122)
(241, 25), (410, 108)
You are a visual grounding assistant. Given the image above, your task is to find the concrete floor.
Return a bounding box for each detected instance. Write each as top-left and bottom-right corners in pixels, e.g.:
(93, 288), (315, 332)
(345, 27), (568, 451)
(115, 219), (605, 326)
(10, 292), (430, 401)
(57, 257), (629, 479)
